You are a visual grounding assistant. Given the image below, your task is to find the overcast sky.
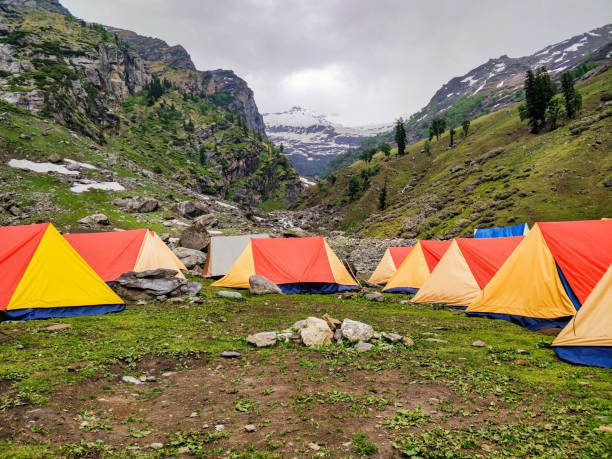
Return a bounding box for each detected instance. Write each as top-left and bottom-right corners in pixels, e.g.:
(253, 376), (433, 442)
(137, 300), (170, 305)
(62, 0), (610, 125)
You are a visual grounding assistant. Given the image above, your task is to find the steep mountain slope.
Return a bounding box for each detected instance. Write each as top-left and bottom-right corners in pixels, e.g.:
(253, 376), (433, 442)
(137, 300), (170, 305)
(298, 67), (612, 237)
(0, 0), (302, 231)
(264, 106), (390, 176)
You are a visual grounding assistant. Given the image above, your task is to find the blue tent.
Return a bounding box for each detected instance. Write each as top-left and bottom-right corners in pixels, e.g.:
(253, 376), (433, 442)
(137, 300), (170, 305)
(474, 223), (529, 238)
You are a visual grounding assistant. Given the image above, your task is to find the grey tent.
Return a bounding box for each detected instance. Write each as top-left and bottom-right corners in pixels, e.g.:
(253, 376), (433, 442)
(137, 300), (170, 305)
(202, 234), (269, 277)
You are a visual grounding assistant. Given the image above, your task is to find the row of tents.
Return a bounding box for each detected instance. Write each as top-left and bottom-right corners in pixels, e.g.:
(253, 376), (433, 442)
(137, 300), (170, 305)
(368, 220), (611, 368)
(1, 220), (610, 367)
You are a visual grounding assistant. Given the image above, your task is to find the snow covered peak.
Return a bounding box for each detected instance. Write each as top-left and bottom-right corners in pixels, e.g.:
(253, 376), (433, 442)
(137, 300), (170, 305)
(263, 106), (332, 128)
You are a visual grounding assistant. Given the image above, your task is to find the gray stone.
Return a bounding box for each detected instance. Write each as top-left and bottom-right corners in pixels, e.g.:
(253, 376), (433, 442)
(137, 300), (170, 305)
(341, 318), (374, 342)
(300, 317), (333, 347)
(365, 292), (384, 302)
(221, 351), (241, 358)
(249, 275), (282, 295)
(244, 424), (257, 432)
(48, 153), (61, 163)
(149, 443), (163, 450)
(194, 213), (217, 227)
(247, 331), (277, 347)
(113, 197), (159, 213)
(180, 282), (202, 297)
(472, 340), (486, 347)
(333, 328), (343, 342)
(179, 222), (211, 251)
(176, 201), (208, 219)
(77, 213), (109, 226)
(382, 332), (403, 343)
(113, 270), (185, 301)
(134, 268), (178, 279)
(217, 290), (242, 299)
(425, 338), (448, 343)
(517, 349), (529, 354)
(355, 341), (374, 352)
(292, 319), (307, 330)
(172, 247), (206, 269)
(122, 375), (142, 385)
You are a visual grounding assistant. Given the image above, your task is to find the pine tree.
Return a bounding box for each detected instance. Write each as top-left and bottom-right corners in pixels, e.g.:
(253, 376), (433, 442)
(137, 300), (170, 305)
(348, 176), (360, 200)
(523, 67), (555, 133)
(546, 95), (563, 130)
(461, 119), (470, 137)
(379, 142), (391, 158)
(430, 116), (446, 141)
(560, 71), (582, 119)
(394, 119), (406, 156)
(378, 181), (387, 210)
(449, 127), (455, 147)
(423, 140), (431, 155)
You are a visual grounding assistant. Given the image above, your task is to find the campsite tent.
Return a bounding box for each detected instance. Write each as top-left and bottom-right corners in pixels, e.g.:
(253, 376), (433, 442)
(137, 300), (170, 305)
(212, 236), (358, 293)
(203, 234), (268, 277)
(412, 236), (523, 307)
(467, 220), (612, 330)
(368, 246), (412, 285)
(474, 223), (529, 238)
(65, 229), (186, 282)
(383, 240), (452, 293)
(0, 223), (124, 320)
(552, 266), (611, 368)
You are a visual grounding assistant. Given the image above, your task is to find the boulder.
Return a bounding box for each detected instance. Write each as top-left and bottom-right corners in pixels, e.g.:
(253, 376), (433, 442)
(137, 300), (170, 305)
(179, 222), (211, 251)
(77, 213), (109, 226)
(194, 213), (217, 227)
(300, 317), (333, 347)
(48, 154), (61, 163)
(113, 197), (159, 213)
(249, 275), (282, 295)
(217, 290), (242, 299)
(355, 341), (374, 352)
(322, 313), (341, 330)
(221, 351), (241, 358)
(341, 318), (374, 342)
(112, 269), (185, 301)
(282, 227), (310, 238)
(176, 201), (209, 219)
(382, 332), (403, 343)
(247, 331), (277, 347)
(173, 247), (206, 269)
(180, 282), (202, 297)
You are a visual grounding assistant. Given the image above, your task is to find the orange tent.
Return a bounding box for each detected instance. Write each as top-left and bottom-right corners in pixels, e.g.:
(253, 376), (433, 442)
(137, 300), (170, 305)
(368, 246), (413, 285)
(412, 237), (523, 307)
(212, 236), (358, 293)
(65, 229), (186, 282)
(383, 240), (451, 293)
(1, 223), (123, 320)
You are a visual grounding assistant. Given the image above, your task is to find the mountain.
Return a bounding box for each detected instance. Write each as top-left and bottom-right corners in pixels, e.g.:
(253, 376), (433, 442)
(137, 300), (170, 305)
(296, 63), (611, 238)
(264, 106), (391, 176)
(0, 0), (302, 232)
(402, 24), (612, 142)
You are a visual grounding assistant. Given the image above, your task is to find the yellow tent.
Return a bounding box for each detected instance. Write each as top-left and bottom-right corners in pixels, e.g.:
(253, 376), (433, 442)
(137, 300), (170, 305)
(466, 221), (611, 330)
(368, 246), (412, 285)
(553, 266), (611, 367)
(383, 240), (451, 293)
(412, 237), (523, 307)
(1, 223), (124, 320)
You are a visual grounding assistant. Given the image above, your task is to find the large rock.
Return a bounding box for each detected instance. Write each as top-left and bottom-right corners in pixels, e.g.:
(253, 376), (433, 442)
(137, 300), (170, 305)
(179, 222), (211, 251)
(300, 317), (333, 347)
(173, 247), (206, 269)
(176, 201), (209, 219)
(246, 331), (277, 347)
(77, 213), (109, 226)
(249, 275), (282, 295)
(194, 213), (217, 227)
(217, 290), (242, 299)
(341, 319), (374, 342)
(113, 197), (159, 213)
(112, 269), (185, 301)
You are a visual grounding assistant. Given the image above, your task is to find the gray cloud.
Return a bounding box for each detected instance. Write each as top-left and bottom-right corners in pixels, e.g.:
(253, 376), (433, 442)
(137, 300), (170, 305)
(62, 0), (611, 125)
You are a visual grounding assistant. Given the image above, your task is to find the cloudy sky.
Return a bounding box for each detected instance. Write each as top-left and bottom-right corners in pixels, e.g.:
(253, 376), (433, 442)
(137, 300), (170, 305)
(62, 0), (610, 125)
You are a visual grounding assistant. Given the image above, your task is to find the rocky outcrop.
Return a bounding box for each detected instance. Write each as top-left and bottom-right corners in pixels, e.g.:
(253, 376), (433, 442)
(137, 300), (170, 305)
(0, 0), (70, 15)
(106, 27), (196, 71)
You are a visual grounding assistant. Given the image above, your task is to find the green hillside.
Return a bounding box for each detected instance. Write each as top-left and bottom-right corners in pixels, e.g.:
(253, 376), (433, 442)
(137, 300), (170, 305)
(299, 69), (612, 237)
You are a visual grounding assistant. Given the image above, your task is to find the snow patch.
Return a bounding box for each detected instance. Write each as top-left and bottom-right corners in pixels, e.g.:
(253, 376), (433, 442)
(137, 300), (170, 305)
(9, 159), (79, 176)
(446, 92), (454, 98)
(494, 63), (506, 72)
(70, 181), (124, 193)
(472, 82), (486, 95)
(64, 158), (97, 170)
(461, 75), (479, 86)
(564, 42), (584, 52)
(215, 201), (237, 210)
(299, 176), (316, 187)
(587, 31), (600, 37)
(552, 65), (568, 73)
(496, 80), (504, 88)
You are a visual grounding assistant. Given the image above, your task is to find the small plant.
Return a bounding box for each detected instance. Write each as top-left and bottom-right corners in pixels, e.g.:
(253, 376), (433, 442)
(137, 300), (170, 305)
(352, 432), (378, 456)
(234, 397), (259, 414)
(383, 407), (431, 429)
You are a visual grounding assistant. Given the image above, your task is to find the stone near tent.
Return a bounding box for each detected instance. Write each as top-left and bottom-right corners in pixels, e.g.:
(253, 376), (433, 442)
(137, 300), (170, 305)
(180, 281), (202, 297)
(135, 268), (178, 279)
(300, 317), (333, 347)
(365, 292), (384, 302)
(333, 328), (343, 342)
(46, 323), (71, 331)
(282, 227), (310, 238)
(382, 332), (403, 343)
(341, 318), (374, 342)
(172, 247), (206, 269)
(77, 213), (109, 226)
(176, 201), (209, 219)
(179, 221), (211, 251)
(249, 275), (282, 295)
(113, 269), (186, 301)
(217, 290), (242, 299)
(247, 331), (277, 347)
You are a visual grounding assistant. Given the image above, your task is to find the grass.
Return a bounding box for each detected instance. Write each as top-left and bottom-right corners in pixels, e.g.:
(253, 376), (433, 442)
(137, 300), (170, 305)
(0, 279), (610, 457)
(299, 68), (612, 237)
